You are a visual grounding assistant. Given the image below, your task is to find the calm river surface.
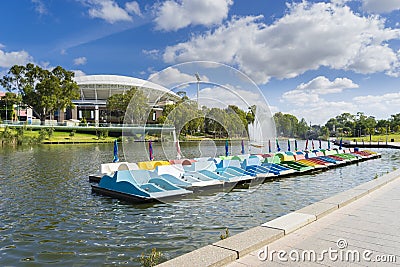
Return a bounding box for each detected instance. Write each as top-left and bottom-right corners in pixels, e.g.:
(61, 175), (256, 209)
(1, 141), (400, 266)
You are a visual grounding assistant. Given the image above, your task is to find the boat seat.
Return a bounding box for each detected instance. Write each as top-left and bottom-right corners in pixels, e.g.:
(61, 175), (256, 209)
(130, 170), (152, 185)
(114, 169), (137, 184)
(169, 159), (195, 165)
(241, 157), (261, 168)
(100, 162), (139, 174)
(154, 165), (184, 178)
(184, 161), (216, 172)
(137, 161), (170, 170)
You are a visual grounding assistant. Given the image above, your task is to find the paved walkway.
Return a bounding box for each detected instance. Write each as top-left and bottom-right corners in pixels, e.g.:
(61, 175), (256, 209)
(227, 176), (400, 266)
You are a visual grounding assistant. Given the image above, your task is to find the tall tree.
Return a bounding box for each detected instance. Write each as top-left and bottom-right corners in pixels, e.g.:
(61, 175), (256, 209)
(107, 87), (149, 124)
(0, 92), (21, 120)
(297, 118), (309, 139)
(0, 63), (79, 125)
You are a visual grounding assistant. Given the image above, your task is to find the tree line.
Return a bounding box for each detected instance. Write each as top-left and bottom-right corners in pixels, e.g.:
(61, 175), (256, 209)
(325, 112), (400, 138)
(0, 63), (79, 125)
(1, 64), (399, 140)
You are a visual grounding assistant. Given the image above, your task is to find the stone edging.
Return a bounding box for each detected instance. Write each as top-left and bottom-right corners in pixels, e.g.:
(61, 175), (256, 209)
(158, 168), (400, 267)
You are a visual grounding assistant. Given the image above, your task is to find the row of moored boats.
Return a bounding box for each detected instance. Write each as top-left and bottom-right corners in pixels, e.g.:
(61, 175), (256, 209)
(89, 147), (380, 203)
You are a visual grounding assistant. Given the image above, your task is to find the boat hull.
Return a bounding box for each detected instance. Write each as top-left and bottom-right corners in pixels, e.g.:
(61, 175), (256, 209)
(91, 185), (191, 204)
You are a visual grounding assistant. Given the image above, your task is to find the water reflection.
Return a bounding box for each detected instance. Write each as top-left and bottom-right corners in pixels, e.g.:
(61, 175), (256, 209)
(0, 143), (399, 266)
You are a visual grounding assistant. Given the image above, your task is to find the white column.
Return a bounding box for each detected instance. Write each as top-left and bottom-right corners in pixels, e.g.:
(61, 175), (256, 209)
(95, 105), (99, 126)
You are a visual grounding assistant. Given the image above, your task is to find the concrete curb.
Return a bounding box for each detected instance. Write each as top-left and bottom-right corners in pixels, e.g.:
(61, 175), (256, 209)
(213, 226), (284, 258)
(157, 169), (400, 267)
(157, 245), (237, 267)
(261, 212), (316, 234)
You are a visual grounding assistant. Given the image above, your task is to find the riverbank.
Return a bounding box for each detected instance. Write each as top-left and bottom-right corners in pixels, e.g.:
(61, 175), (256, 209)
(344, 133), (399, 143)
(0, 126), (252, 145)
(159, 168), (400, 266)
(0, 126), (116, 145)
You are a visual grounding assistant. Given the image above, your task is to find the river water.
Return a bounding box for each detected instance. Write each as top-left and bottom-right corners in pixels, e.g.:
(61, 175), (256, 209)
(0, 141), (399, 266)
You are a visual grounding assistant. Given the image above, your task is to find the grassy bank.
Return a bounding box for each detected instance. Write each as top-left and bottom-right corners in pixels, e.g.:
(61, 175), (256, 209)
(343, 133), (399, 143)
(0, 127), (116, 145)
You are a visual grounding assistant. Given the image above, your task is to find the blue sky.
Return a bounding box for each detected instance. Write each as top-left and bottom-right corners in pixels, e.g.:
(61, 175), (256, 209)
(1, 0), (400, 124)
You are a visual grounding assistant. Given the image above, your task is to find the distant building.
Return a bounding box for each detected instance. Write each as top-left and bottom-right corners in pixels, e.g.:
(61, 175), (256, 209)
(61, 75), (178, 124)
(0, 92), (32, 122)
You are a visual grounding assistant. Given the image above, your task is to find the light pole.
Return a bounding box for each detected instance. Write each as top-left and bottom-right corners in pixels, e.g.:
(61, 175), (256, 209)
(194, 73), (200, 110)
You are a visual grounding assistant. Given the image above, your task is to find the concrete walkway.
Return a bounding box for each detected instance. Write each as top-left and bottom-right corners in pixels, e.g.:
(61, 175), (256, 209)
(227, 174), (400, 266)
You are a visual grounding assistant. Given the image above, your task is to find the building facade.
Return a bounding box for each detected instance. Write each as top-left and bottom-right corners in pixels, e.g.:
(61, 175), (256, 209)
(64, 75), (177, 124)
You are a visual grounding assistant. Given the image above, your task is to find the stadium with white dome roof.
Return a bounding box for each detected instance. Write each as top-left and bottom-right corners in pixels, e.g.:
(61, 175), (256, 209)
(66, 75), (178, 124)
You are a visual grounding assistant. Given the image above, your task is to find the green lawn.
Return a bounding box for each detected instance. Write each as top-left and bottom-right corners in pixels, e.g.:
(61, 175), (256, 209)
(1, 128), (116, 143)
(343, 133), (400, 143)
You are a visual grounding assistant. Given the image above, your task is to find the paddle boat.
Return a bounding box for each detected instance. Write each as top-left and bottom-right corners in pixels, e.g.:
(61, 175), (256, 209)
(239, 156), (295, 177)
(91, 164), (192, 203)
(90, 139), (383, 204)
(152, 163), (227, 191)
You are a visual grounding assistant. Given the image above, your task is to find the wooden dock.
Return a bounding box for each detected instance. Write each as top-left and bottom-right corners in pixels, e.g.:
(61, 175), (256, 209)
(158, 169), (400, 266)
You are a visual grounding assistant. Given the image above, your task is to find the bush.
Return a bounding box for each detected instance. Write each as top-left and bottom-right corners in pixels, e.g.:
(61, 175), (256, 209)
(220, 228), (230, 240)
(139, 248), (163, 267)
(38, 129), (48, 141)
(47, 127), (54, 138)
(96, 129), (109, 139)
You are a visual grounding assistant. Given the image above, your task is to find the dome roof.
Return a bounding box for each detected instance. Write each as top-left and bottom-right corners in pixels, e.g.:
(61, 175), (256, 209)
(73, 74), (176, 101)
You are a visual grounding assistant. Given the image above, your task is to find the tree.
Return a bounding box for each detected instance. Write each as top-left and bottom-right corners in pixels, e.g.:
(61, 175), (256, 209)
(246, 105), (256, 124)
(107, 87), (149, 124)
(163, 99), (203, 136)
(390, 113), (400, 130)
(0, 92), (21, 120)
(319, 126), (330, 140)
(176, 91), (187, 98)
(274, 112), (299, 137)
(297, 118), (309, 139)
(227, 105), (249, 135)
(1, 64), (79, 125)
(364, 116), (377, 141)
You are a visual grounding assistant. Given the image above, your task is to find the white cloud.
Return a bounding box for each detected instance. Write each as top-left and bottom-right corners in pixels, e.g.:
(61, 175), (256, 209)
(163, 2), (400, 84)
(280, 76), (360, 123)
(286, 101), (358, 125)
(0, 49), (33, 68)
(86, 0), (133, 23)
(362, 0), (400, 13)
(32, 0), (48, 15)
(125, 1), (141, 16)
(73, 56), (87, 65)
(148, 67), (209, 88)
(154, 0), (233, 31)
(142, 49), (160, 59)
(282, 76), (359, 106)
(293, 91), (400, 124)
(199, 85), (269, 111)
(353, 91), (400, 112)
(286, 76), (359, 100)
(72, 70), (86, 77)
(280, 76), (400, 124)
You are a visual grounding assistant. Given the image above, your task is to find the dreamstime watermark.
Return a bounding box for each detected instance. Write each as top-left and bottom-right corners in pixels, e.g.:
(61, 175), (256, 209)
(257, 239), (396, 263)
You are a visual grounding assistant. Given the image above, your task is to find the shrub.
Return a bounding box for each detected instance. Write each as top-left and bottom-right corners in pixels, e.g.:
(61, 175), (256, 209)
(220, 228), (230, 240)
(139, 248), (163, 267)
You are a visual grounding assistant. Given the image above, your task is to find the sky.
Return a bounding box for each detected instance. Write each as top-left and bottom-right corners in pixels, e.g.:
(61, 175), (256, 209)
(0, 0), (400, 124)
